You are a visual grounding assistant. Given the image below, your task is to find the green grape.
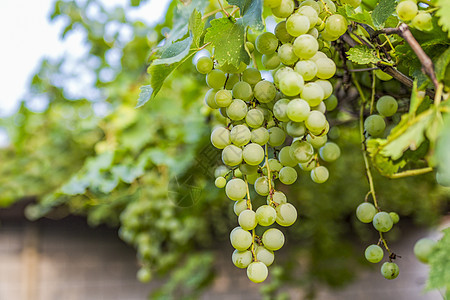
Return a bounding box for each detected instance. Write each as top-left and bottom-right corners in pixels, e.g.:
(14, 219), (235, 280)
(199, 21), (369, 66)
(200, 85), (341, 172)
(206, 69), (226, 89)
(376, 95), (398, 117)
(232, 249), (253, 268)
(214, 89), (233, 107)
(230, 124), (251, 146)
(301, 82), (325, 106)
(264, 0), (282, 8)
(256, 246), (275, 266)
(254, 176), (270, 196)
(278, 43), (299, 65)
(315, 80), (333, 99)
(324, 14), (348, 37)
(222, 144), (243, 166)
(251, 127), (270, 145)
(275, 21), (294, 43)
(324, 94), (338, 111)
(293, 34), (319, 59)
(254, 80), (277, 103)
(256, 205), (277, 226)
(299, 0), (321, 13)
(364, 114), (386, 137)
(414, 238), (436, 263)
(310, 51), (328, 62)
(307, 27), (319, 39)
(226, 178), (247, 200)
(204, 88), (220, 109)
(342, 0), (361, 8)
(295, 60), (318, 81)
(315, 57), (336, 79)
(297, 5), (319, 27)
(230, 227), (253, 251)
(274, 66), (294, 85)
(396, 0), (418, 21)
(215, 165), (229, 178)
(389, 212), (400, 224)
(227, 99), (248, 121)
(255, 32), (279, 55)
(234, 168), (243, 178)
(268, 158), (283, 173)
(243, 143), (265, 166)
(372, 212), (394, 232)
(286, 13), (311, 37)
(412, 12), (433, 31)
(279, 146), (298, 167)
(279, 166), (298, 184)
(321, 27), (340, 42)
(272, 0), (295, 18)
(290, 140), (314, 163)
(268, 127), (286, 147)
(365, 244), (384, 263)
(243, 68), (262, 85)
(312, 101), (326, 114)
(305, 110), (326, 132)
(286, 121), (306, 137)
(375, 69), (393, 81)
(311, 166), (329, 183)
(306, 133), (327, 148)
(262, 53), (281, 70)
(196, 56), (213, 74)
(232, 81), (253, 101)
(137, 267), (152, 283)
(436, 171), (450, 187)
(381, 262), (399, 280)
(279, 71), (305, 96)
(240, 163), (259, 175)
(319, 142), (341, 162)
(211, 126), (230, 149)
(268, 191), (287, 205)
(234, 199), (248, 216)
(276, 203), (297, 226)
(239, 209), (257, 230)
(246, 109), (265, 128)
(273, 99), (291, 122)
(299, 158), (316, 171)
(318, 0), (336, 15)
(246, 41), (255, 53)
(262, 228), (285, 251)
(247, 261), (268, 283)
(215, 176), (226, 188)
(225, 74), (240, 90)
(356, 202), (377, 223)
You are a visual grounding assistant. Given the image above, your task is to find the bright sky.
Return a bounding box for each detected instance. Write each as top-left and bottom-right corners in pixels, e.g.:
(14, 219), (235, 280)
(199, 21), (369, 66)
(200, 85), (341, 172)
(0, 0), (170, 117)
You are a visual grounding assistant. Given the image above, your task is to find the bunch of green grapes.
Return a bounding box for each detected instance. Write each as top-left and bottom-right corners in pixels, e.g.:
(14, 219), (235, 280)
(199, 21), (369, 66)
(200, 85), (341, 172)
(396, 0), (433, 31)
(195, 0), (354, 283)
(364, 95), (399, 137)
(355, 202), (401, 279)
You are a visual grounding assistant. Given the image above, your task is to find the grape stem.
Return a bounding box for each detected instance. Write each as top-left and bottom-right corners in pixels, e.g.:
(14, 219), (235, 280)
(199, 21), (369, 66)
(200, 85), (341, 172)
(201, 5), (233, 20)
(369, 70), (376, 114)
(379, 232), (391, 255)
(264, 144), (275, 205)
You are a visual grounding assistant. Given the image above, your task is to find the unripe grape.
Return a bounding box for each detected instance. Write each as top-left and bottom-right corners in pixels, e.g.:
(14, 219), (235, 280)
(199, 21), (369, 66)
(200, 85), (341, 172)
(325, 14), (348, 37)
(276, 203), (298, 226)
(211, 127), (230, 149)
(286, 121), (306, 137)
(234, 168), (243, 178)
(222, 144), (243, 166)
(396, 0), (418, 21)
(279, 166), (298, 185)
(381, 262), (399, 280)
(254, 80), (277, 103)
(240, 164), (259, 176)
(305, 110), (327, 132)
(372, 212), (394, 232)
(279, 72), (305, 96)
(272, 0), (295, 18)
(232, 81), (253, 101)
(247, 261), (268, 283)
(364, 114), (386, 137)
(297, 5), (319, 27)
(268, 127), (286, 147)
(230, 124), (251, 146)
(279, 146), (298, 167)
(275, 21), (294, 43)
(301, 82), (325, 106)
(239, 209), (257, 230)
(230, 227), (252, 251)
(306, 133), (327, 148)
(274, 98), (291, 122)
(234, 199), (248, 216)
(246, 41), (255, 53)
(206, 69), (226, 89)
(255, 246), (275, 266)
(312, 101), (326, 114)
(214, 89), (233, 107)
(255, 32), (279, 55)
(215, 176), (226, 188)
(414, 238), (436, 263)
(268, 191), (287, 205)
(412, 12), (433, 31)
(251, 127), (270, 145)
(227, 99), (248, 121)
(324, 94), (338, 111)
(310, 51), (328, 62)
(137, 267), (152, 283)
(311, 166), (329, 183)
(215, 165), (229, 178)
(389, 212), (400, 224)
(293, 34), (319, 59)
(278, 43), (299, 65)
(246, 109), (265, 128)
(315, 80), (333, 99)
(262, 228), (285, 251)
(356, 202), (377, 223)
(254, 176), (270, 196)
(295, 60), (318, 81)
(262, 53), (282, 70)
(286, 13), (311, 37)
(226, 178), (247, 200)
(232, 249), (252, 268)
(376, 95), (398, 117)
(315, 58), (336, 79)
(243, 143), (265, 166)
(290, 140), (314, 163)
(307, 27), (319, 39)
(243, 68), (262, 86)
(196, 56), (213, 74)
(319, 142), (341, 162)
(268, 158), (283, 173)
(204, 88), (220, 109)
(256, 205), (277, 226)
(365, 244), (384, 263)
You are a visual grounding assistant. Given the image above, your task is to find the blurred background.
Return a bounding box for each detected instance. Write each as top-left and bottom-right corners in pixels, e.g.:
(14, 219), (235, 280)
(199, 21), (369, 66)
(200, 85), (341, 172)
(0, 0), (449, 299)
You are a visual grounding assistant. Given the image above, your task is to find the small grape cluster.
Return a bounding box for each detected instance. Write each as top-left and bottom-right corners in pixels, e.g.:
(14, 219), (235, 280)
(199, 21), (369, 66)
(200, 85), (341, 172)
(356, 202), (401, 279)
(396, 0), (433, 31)
(196, 0), (348, 283)
(364, 95), (399, 137)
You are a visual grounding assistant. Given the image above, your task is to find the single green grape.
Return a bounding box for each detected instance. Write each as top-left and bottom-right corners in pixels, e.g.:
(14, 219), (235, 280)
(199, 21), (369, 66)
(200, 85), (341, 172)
(251, 127), (270, 145)
(315, 80), (333, 99)
(297, 5), (319, 27)
(324, 14), (348, 37)
(268, 127), (286, 147)
(262, 228), (285, 251)
(413, 238), (436, 263)
(376, 95), (398, 117)
(389, 212), (400, 224)
(364, 114), (386, 137)
(311, 166), (329, 183)
(315, 57), (336, 79)
(279, 166), (298, 185)
(232, 249), (253, 268)
(295, 60), (317, 81)
(412, 12), (433, 31)
(305, 110), (327, 133)
(356, 202), (377, 223)
(272, 0), (295, 18)
(372, 212), (394, 232)
(273, 98), (291, 122)
(239, 209), (257, 230)
(262, 53), (281, 70)
(365, 244), (384, 263)
(243, 68), (262, 86)
(230, 227), (252, 251)
(254, 80), (277, 103)
(255, 246), (275, 266)
(206, 69), (226, 89)
(279, 146), (298, 167)
(396, 0), (418, 21)
(275, 20), (294, 43)
(275, 203), (298, 226)
(323, 94), (338, 111)
(214, 89), (233, 107)
(279, 71), (305, 96)
(286, 13), (311, 37)
(232, 81), (253, 101)
(290, 140), (314, 163)
(247, 261), (268, 283)
(211, 127), (230, 149)
(243, 143), (265, 166)
(227, 99), (248, 121)
(215, 176), (226, 188)
(204, 88), (220, 109)
(255, 32), (279, 55)
(268, 191), (287, 205)
(222, 144), (243, 166)
(293, 34), (319, 59)
(301, 82), (325, 106)
(230, 124), (251, 146)
(319, 142), (341, 162)
(278, 43), (299, 65)
(226, 178), (247, 200)
(196, 56), (213, 74)
(306, 133), (327, 148)
(234, 200), (248, 216)
(246, 109), (265, 128)
(381, 262), (399, 280)
(254, 176), (270, 196)
(256, 205), (277, 226)
(286, 121), (306, 137)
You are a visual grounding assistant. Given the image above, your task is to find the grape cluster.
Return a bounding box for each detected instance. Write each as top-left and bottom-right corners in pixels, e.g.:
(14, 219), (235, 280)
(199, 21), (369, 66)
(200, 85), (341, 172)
(364, 95), (398, 137)
(197, 0), (349, 283)
(356, 202), (401, 279)
(396, 0), (433, 31)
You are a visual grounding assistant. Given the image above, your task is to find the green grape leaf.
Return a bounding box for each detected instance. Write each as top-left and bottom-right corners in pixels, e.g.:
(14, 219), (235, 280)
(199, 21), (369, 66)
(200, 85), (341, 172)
(436, 0), (450, 38)
(153, 36), (193, 66)
(427, 228), (450, 295)
(372, 0), (396, 28)
(204, 18), (250, 68)
(346, 45), (381, 64)
(435, 46), (450, 81)
(366, 139), (407, 175)
(136, 85), (153, 108)
(408, 80), (424, 116)
(189, 9), (205, 47)
(434, 114), (450, 181)
(338, 5), (374, 27)
(228, 0), (264, 30)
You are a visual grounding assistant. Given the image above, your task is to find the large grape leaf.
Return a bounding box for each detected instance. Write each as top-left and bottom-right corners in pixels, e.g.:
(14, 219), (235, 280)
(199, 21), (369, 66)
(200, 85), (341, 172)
(204, 18), (250, 68)
(346, 45), (381, 64)
(434, 114), (450, 184)
(427, 228), (450, 299)
(435, 47), (450, 81)
(228, 0), (264, 30)
(366, 139), (407, 176)
(337, 5), (374, 27)
(436, 0), (450, 38)
(372, 0), (396, 28)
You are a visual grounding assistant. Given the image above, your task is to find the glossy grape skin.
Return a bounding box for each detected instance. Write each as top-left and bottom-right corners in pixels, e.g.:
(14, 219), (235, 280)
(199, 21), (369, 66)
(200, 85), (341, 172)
(206, 69), (226, 89)
(301, 82), (325, 107)
(413, 238), (436, 263)
(262, 53), (282, 70)
(262, 228), (285, 251)
(297, 5), (319, 27)
(243, 143), (265, 166)
(215, 177), (226, 188)
(279, 72), (305, 96)
(372, 212), (394, 232)
(306, 134), (327, 148)
(286, 13), (310, 37)
(412, 12), (433, 31)
(275, 21), (294, 43)
(254, 176), (270, 196)
(230, 124), (251, 146)
(278, 43), (299, 66)
(268, 191), (287, 205)
(204, 88), (220, 109)
(268, 127), (286, 147)
(324, 14), (348, 37)
(276, 203), (298, 226)
(227, 99), (248, 121)
(211, 127), (230, 149)
(254, 80), (277, 103)
(256, 205), (277, 226)
(315, 58), (336, 79)
(239, 209), (257, 230)
(286, 121), (306, 137)
(251, 127), (270, 145)
(279, 166), (298, 185)
(246, 109), (265, 128)
(293, 34), (319, 59)
(319, 142), (341, 162)
(315, 80), (333, 99)
(290, 140), (314, 163)
(295, 60), (317, 81)
(243, 68), (262, 85)
(305, 111), (327, 133)
(364, 114), (386, 137)
(232, 249), (253, 268)
(226, 178), (247, 200)
(324, 94), (338, 111)
(381, 262), (399, 280)
(196, 56), (213, 74)
(272, 0), (295, 18)
(255, 32), (279, 55)
(232, 81), (253, 101)
(396, 0), (418, 21)
(222, 144), (243, 166)
(234, 200), (248, 216)
(376, 95), (398, 117)
(311, 166), (329, 183)
(230, 227), (252, 251)
(214, 89), (232, 107)
(247, 261), (268, 283)
(356, 202), (377, 223)
(365, 244), (384, 263)
(273, 98), (291, 122)
(389, 212), (400, 224)
(256, 246), (275, 266)
(299, 158), (316, 171)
